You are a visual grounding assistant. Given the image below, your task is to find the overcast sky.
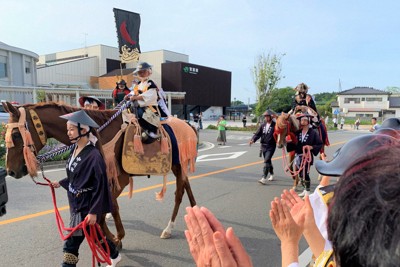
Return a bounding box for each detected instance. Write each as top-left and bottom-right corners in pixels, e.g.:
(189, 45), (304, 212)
(2, 0), (399, 103)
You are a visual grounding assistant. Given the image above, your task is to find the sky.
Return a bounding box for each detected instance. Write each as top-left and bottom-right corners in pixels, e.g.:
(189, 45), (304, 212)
(1, 0), (400, 103)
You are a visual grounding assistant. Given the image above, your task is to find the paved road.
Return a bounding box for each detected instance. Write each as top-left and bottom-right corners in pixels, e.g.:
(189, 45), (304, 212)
(0, 128), (368, 266)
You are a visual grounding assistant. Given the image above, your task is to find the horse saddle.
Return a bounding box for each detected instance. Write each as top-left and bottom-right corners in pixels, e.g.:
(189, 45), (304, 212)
(122, 124), (172, 175)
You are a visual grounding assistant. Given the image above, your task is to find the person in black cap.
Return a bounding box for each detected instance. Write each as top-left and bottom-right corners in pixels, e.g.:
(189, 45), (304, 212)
(250, 109), (277, 184)
(287, 111), (323, 197)
(112, 79), (131, 105)
(127, 62), (162, 139)
(51, 110), (121, 267)
(78, 95), (105, 110)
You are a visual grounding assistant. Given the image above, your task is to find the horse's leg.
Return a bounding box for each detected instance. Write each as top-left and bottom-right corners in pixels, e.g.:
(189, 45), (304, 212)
(100, 191), (125, 250)
(160, 164), (188, 239)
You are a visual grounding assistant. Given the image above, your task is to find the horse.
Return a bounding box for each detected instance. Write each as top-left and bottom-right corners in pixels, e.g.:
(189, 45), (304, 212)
(274, 111), (329, 189)
(2, 101), (197, 248)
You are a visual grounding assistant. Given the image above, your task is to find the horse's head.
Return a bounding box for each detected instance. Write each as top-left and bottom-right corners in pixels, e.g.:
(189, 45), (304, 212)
(274, 112), (299, 149)
(2, 102), (42, 178)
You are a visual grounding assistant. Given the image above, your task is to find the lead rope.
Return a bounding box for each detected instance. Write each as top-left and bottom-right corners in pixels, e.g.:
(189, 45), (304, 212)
(281, 145), (312, 178)
(32, 170), (111, 267)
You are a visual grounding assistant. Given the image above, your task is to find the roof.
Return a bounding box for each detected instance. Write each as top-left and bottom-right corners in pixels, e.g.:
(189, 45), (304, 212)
(0, 41), (39, 59)
(389, 97), (400, 108)
(99, 68), (136, 77)
(347, 108), (382, 112)
(338, 87), (389, 95)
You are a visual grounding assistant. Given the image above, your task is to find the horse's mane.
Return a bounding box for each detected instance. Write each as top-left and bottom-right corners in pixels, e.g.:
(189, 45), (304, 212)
(23, 101), (117, 122)
(288, 115), (300, 132)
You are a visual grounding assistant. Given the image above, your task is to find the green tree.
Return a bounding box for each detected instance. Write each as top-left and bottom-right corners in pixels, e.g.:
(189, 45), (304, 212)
(251, 52), (285, 116)
(314, 92), (337, 117)
(36, 90), (46, 102)
(385, 86), (400, 93)
(263, 87), (294, 113)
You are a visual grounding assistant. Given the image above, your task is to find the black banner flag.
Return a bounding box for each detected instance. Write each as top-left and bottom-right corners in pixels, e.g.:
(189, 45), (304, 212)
(113, 8), (141, 63)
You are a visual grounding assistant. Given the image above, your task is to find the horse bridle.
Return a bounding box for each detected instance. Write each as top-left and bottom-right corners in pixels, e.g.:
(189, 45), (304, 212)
(5, 107), (41, 177)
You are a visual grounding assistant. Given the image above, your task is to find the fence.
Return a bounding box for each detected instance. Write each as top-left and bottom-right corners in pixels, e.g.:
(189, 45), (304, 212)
(0, 86), (114, 107)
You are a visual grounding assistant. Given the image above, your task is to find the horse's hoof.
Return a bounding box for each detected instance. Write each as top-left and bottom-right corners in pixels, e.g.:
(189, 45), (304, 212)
(160, 230), (171, 239)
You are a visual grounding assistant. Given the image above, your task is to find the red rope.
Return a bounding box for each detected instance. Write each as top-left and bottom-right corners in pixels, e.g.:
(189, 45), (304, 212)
(35, 176), (111, 267)
(281, 145), (312, 178)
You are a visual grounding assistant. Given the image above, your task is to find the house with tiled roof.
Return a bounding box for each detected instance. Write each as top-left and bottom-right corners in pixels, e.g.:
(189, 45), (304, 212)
(332, 87), (399, 119)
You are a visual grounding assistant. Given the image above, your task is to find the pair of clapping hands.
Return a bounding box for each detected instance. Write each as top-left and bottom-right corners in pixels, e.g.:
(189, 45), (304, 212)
(185, 189), (317, 267)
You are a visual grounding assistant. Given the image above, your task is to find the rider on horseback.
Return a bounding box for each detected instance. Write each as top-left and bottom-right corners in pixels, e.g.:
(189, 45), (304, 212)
(290, 83), (320, 128)
(127, 62), (161, 141)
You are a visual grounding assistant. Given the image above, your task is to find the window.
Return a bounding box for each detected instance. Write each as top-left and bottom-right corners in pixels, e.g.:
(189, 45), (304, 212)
(0, 55), (7, 78)
(344, 97), (360, 103)
(366, 97), (382, 102)
(25, 60), (31, 74)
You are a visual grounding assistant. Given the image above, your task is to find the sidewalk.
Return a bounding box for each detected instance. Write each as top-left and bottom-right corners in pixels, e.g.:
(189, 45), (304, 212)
(198, 119), (256, 129)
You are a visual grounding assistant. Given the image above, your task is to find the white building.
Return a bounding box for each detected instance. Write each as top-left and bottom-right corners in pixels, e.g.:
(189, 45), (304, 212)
(37, 44), (189, 88)
(333, 87), (399, 119)
(0, 41), (38, 87)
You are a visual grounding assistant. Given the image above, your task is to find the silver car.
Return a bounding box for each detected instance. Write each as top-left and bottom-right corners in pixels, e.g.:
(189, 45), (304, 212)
(0, 105), (9, 124)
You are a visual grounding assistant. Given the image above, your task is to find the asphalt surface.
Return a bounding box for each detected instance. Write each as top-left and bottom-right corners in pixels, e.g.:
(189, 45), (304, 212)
(0, 127), (368, 266)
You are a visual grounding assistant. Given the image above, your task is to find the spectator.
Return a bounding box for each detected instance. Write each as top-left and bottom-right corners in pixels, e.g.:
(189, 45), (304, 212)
(355, 117), (360, 130)
(242, 115), (247, 127)
(217, 115), (227, 145)
(332, 117), (337, 128)
(193, 113), (200, 130)
(369, 117), (380, 132)
(198, 112), (203, 130)
(340, 117), (345, 129)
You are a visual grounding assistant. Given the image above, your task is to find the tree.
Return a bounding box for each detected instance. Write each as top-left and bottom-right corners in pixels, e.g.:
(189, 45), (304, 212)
(385, 86), (400, 93)
(251, 52), (285, 115)
(314, 92), (337, 117)
(263, 87), (294, 113)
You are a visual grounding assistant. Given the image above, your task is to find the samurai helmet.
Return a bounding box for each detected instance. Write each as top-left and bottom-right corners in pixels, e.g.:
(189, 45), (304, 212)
(59, 110), (99, 128)
(78, 95), (105, 110)
(263, 109), (276, 117)
(117, 79), (126, 85)
(133, 62), (153, 74)
(315, 134), (399, 177)
(294, 83), (309, 94)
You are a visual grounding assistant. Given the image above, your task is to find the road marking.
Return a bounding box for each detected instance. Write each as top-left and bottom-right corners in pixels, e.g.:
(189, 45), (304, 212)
(197, 151), (247, 162)
(0, 141), (346, 226)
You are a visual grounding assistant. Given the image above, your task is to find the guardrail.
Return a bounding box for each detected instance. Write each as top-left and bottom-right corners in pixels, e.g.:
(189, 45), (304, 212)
(0, 86), (113, 107)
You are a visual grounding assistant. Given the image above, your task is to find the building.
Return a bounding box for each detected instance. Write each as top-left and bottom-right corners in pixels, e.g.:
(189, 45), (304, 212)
(0, 41), (38, 87)
(333, 87), (399, 119)
(37, 45), (189, 89)
(1, 44), (232, 119)
(162, 62), (231, 118)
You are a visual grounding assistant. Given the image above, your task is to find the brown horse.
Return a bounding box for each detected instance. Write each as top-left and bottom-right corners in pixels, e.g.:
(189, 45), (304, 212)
(275, 112), (329, 189)
(2, 101), (197, 247)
